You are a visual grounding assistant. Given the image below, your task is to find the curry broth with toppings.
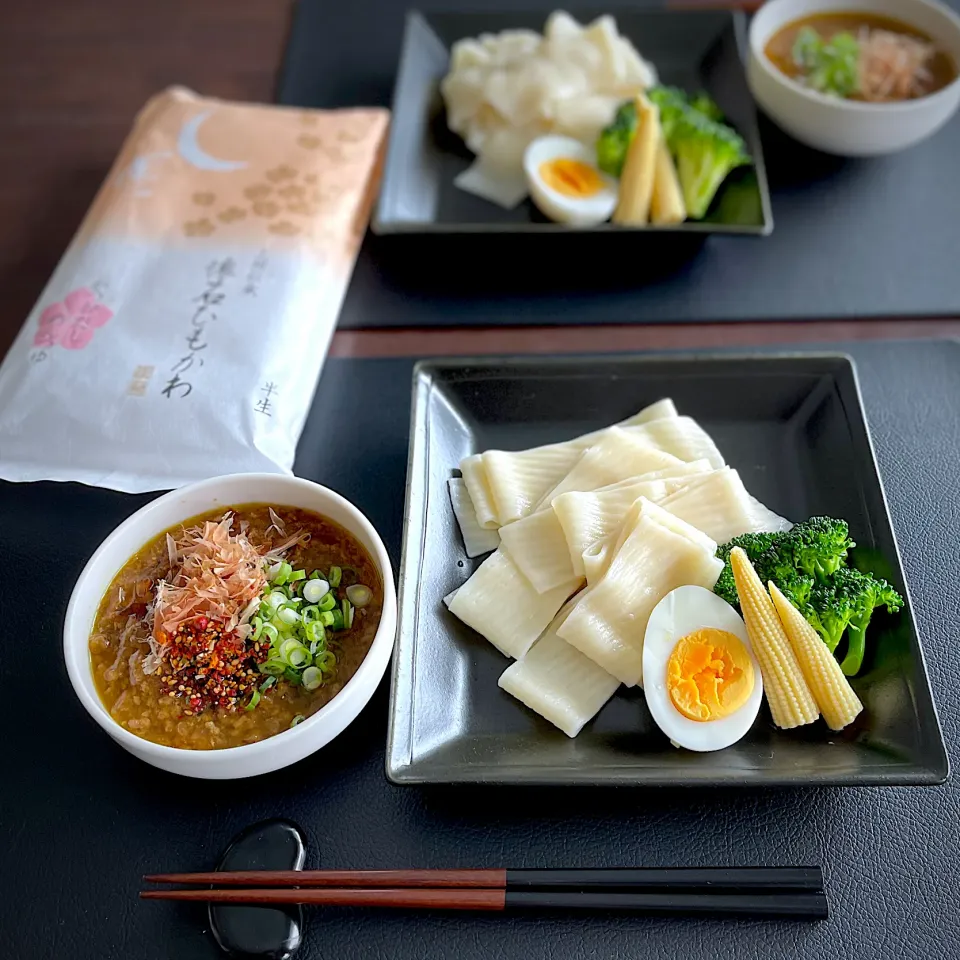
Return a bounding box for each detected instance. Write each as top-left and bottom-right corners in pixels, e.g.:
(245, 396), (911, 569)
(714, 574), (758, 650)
(89, 504), (382, 750)
(765, 13), (957, 101)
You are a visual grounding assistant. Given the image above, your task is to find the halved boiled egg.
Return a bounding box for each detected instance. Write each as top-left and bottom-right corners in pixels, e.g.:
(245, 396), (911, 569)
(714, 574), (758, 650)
(642, 585), (763, 752)
(523, 135), (618, 226)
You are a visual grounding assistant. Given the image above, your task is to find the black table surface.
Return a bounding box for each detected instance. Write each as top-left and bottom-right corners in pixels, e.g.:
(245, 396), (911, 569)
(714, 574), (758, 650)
(278, 0), (960, 329)
(2, 338), (958, 960)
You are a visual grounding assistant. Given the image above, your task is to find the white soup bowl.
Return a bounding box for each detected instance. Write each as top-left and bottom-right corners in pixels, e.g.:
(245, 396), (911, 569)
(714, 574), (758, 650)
(63, 473), (397, 779)
(748, 0), (960, 155)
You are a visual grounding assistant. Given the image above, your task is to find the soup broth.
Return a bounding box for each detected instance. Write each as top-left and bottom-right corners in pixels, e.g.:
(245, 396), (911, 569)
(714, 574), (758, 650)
(89, 504), (383, 750)
(765, 12), (956, 101)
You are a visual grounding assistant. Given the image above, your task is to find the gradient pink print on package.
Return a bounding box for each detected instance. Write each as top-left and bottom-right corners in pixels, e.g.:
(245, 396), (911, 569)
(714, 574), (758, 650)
(33, 287), (113, 350)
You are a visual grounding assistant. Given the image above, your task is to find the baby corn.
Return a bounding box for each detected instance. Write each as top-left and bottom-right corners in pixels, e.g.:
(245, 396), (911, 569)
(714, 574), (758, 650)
(729, 547), (819, 730)
(613, 94), (659, 226)
(769, 582), (863, 731)
(650, 141), (686, 225)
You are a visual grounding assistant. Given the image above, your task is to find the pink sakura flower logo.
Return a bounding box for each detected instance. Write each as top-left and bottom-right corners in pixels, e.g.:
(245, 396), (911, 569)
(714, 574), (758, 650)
(33, 287), (112, 350)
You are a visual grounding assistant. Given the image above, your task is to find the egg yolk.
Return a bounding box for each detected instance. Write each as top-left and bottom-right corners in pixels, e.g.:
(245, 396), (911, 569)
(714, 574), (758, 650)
(538, 158), (605, 198)
(666, 628), (755, 723)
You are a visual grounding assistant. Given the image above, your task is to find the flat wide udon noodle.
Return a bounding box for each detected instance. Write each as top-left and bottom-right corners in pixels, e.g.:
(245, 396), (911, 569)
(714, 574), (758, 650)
(459, 454), (501, 533)
(532, 427), (685, 506)
(576, 470), (790, 588)
(498, 598), (620, 738)
(621, 416), (725, 470)
(458, 398), (678, 529)
(447, 478), (501, 558)
(499, 460), (713, 594)
(655, 467), (792, 545)
(553, 460), (714, 577)
(557, 499), (723, 686)
(447, 545), (582, 659)
(745, 494), (793, 534)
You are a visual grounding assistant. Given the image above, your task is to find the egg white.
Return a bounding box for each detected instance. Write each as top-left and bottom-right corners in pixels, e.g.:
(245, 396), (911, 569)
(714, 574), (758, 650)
(642, 585), (763, 752)
(523, 135), (618, 226)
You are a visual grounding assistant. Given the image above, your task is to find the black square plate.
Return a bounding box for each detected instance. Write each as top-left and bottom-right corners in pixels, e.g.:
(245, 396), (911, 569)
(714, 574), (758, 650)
(373, 8), (773, 234)
(386, 354), (947, 786)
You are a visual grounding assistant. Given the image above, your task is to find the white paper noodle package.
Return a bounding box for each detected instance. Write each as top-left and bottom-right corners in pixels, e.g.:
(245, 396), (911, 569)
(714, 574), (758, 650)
(0, 87), (388, 492)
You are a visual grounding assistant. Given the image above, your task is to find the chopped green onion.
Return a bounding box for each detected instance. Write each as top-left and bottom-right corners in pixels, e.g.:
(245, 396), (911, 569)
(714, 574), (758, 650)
(289, 569), (307, 582)
(329, 610), (345, 631)
(259, 676), (277, 692)
(309, 569), (323, 580)
(273, 561), (293, 585)
(342, 598), (354, 629)
(303, 579), (329, 604)
(267, 561), (283, 580)
(302, 666), (322, 690)
(290, 714), (305, 727)
(279, 637), (304, 659)
(261, 623), (279, 644)
(259, 659), (286, 676)
(315, 650), (336, 673)
(318, 592), (337, 612)
(266, 591), (288, 611)
(305, 620), (326, 645)
(345, 584), (373, 608)
(245, 689), (261, 711)
(328, 566), (342, 588)
(278, 607), (300, 626)
(251, 616), (264, 641)
(284, 667), (302, 685)
(319, 611), (335, 627)
(289, 647), (310, 668)
(301, 605), (321, 623)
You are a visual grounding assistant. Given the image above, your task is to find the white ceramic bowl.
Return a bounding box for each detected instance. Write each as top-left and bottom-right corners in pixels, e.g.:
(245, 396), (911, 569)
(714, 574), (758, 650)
(748, 0), (960, 155)
(64, 474), (397, 779)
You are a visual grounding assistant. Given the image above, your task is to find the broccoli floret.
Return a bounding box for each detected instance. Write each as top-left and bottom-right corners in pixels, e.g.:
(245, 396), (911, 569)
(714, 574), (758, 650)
(713, 566), (739, 607)
(753, 544), (806, 587)
(713, 517), (902, 677)
(713, 531), (782, 606)
(804, 579), (857, 653)
(831, 567), (904, 676)
(647, 86), (723, 136)
(713, 564), (739, 607)
(689, 92), (724, 122)
(777, 573), (815, 611)
(714, 519), (852, 609)
(784, 516), (855, 582)
(596, 100), (638, 177)
(670, 109), (751, 219)
(646, 85), (691, 140)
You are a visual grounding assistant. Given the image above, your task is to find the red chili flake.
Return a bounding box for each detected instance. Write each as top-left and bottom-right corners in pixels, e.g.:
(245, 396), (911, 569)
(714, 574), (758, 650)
(157, 617), (269, 714)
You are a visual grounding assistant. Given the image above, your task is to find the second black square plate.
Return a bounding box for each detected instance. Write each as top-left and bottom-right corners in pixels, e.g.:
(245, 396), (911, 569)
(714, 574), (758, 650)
(387, 354), (947, 786)
(374, 8), (773, 234)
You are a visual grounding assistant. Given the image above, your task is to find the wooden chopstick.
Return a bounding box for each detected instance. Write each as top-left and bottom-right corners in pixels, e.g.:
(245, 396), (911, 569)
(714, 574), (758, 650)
(145, 868), (507, 889)
(144, 865), (823, 893)
(140, 886), (829, 919)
